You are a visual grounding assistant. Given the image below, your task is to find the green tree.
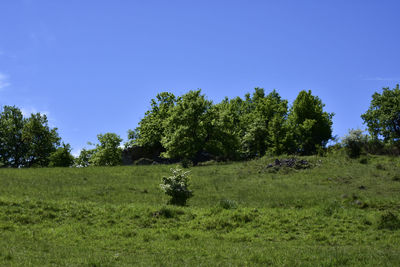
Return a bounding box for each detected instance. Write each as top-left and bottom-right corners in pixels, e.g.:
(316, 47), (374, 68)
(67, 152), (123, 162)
(361, 84), (400, 144)
(75, 148), (95, 167)
(205, 98), (242, 160)
(161, 90), (212, 162)
(128, 92), (176, 153)
(0, 106), (27, 167)
(22, 113), (61, 167)
(241, 89), (289, 157)
(48, 143), (75, 167)
(90, 133), (123, 166)
(287, 90), (334, 155)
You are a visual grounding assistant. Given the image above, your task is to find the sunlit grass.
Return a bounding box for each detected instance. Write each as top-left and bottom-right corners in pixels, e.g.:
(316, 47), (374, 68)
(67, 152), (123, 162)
(1, 153), (400, 266)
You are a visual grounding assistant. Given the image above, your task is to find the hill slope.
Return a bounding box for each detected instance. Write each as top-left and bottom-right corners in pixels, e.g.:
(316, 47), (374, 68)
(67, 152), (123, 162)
(1, 154), (400, 266)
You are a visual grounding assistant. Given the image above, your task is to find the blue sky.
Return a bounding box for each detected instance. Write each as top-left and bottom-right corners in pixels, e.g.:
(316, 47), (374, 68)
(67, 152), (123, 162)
(0, 0), (399, 155)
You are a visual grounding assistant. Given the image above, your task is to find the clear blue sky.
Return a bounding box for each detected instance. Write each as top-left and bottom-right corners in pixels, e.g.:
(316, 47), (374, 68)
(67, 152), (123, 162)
(1, 0), (399, 155)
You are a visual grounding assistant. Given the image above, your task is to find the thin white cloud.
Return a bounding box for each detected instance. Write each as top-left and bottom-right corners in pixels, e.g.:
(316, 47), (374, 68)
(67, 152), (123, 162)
(21, 107), (50, 119)
(0, 73), (10, 90)
(21, 107), (58, 129)
(71, 148), (82, 158)
(21, 107), (39, 117)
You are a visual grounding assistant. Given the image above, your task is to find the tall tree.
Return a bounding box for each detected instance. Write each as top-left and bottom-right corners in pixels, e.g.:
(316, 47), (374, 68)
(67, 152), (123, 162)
(90, 133), (123, 166)
(128, 92), (176, 153)
(205, 98), (242, 160)
(0, 106), (27, 167)
(241, 89), (289, 157)
(361, 84), (400, 144)
(286, 90), (334, 155)
(161, 90), (212, 162)
(22, 113), (61, 167)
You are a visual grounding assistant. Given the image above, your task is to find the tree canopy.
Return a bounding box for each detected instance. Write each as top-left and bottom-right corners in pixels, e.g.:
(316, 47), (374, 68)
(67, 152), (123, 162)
(77, 133), (123, 167)
(361, 84), (400, 144)
(0, 105), (63, 167)
(127, 88), (334, 163)
(0, 106), (26, 167)
(161, 90), (213, 162)
(286, 90), (334, 155)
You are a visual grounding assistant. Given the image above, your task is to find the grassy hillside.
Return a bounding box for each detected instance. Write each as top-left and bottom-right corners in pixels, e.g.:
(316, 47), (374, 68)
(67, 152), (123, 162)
(1, 153), (400, 266)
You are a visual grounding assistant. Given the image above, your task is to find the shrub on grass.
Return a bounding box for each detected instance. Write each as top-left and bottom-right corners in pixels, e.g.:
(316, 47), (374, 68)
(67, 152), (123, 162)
(160, 167), (193, 206)
(341, 129), (369, 158)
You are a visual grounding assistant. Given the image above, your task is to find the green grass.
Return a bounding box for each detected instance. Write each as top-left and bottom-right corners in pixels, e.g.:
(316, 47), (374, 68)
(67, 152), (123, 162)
(1, 153), (400, 266)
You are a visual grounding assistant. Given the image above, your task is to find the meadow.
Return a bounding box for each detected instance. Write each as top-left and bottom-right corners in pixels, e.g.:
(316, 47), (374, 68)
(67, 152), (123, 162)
(1, 153), (400, 266)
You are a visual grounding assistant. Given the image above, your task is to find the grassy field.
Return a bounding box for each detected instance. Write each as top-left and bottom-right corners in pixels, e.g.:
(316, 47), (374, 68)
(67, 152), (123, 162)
(1, 153), (400, 266)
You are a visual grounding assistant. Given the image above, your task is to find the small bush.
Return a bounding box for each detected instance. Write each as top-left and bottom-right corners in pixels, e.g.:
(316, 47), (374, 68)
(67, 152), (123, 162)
(160, 167), (193, 206)
(341, 129), (369, 158)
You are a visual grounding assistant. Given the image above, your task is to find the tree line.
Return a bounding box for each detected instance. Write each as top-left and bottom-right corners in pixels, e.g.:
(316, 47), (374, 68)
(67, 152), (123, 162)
(127, 88), (333, 164)
(1, 85), (399, 167)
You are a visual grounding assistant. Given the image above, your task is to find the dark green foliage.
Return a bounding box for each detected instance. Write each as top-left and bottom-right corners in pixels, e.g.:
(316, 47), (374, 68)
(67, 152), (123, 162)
(48, 143), (75, 167)
(0, 106), (61, 167)
(180, 158), (193, 168)
(205, 99), (242, 160)
(286, 90), (334, 155)
(241, 89), (289, 157)
(0, 106), (26, 167)
(361, 84), (400, 145)
(161, 90), (213, 161)
(22, 113), (61, 167)
(127, 88), (334, 163)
